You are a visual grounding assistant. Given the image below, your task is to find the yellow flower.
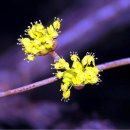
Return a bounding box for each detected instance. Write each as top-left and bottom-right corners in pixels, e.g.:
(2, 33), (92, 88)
(27, 23), (45, 39)
(60, 84), (69, 92)
(56, 71), (63, 79)
(26, 55), (35, 61)
(47, 25), (58, 38)
(62, 89), (71, 101)
(82, 52), (96, 66)
(53, 52), (100, 101)
(18, 18), (62, 61)
(70, 52), (80, 61)
(53, 18), (61, 30)
(53, 58), (70, 70)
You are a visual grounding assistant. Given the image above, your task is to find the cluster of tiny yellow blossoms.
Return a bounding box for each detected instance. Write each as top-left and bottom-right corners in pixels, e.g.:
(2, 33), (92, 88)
(17, 18), (62, 61)
(52, 52), (100, 102)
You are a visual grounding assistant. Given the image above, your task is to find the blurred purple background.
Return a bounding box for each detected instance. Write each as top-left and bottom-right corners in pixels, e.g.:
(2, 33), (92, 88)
(0, 0), (130, 129)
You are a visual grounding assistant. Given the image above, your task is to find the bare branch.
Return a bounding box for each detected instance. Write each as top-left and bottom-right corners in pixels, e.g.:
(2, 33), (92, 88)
(97, 58), (130, 71)
(0, 57), (129, 98)
(0, 76), (58, 97)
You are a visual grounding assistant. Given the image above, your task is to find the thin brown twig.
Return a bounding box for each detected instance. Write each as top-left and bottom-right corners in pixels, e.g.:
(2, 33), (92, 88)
(0, 57), (129, 97)
(0, 76), (58, 97)
(49, 51), (60, 62)
(97, 57), (130, 71)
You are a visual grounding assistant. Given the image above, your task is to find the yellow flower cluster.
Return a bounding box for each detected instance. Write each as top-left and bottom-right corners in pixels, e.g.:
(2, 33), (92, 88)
(52, 52), (100, 102)
(18, 18), (62, 61)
